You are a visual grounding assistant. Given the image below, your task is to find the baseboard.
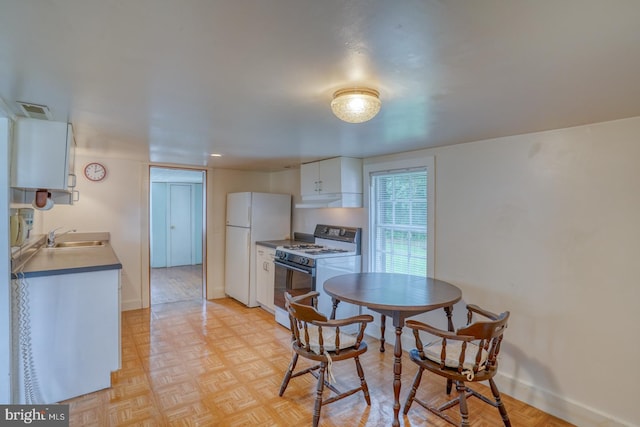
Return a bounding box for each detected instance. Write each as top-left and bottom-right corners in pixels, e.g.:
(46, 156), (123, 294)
(121, 299), (142, 311)
(494, 373), (631, 427)
(207, 286), (226, 299)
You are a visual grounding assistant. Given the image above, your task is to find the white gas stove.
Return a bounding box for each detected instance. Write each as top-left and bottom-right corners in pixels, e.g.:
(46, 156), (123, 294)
(273, 224), (362, 328)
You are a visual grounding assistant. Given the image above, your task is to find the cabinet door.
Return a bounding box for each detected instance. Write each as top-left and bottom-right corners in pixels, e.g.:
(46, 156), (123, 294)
(255, 246), (269, 308)
(264, 247), (276, 312)
(317, 157), (342, 194)
(300, 162), (320, 196)
(14, 270), (120, 404)
(11, 118), (73, 191)
(255, 246), (276, 312)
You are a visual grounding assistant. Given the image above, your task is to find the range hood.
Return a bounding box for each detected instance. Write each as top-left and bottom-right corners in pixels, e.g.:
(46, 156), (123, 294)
(295, 193), (362, 209)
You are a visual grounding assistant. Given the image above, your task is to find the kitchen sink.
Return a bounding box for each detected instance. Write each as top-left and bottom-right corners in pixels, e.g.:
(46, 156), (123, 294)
(53, 240), (105, 248)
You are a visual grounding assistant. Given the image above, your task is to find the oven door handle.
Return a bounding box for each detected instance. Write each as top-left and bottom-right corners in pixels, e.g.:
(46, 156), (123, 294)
(274, 261), (313, 275)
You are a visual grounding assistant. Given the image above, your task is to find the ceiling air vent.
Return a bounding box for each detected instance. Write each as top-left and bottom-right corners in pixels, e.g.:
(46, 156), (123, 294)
(17, 101), (52, 120)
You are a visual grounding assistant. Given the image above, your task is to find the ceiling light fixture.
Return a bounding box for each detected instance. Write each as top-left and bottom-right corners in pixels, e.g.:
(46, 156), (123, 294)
(330, 88), (381, 123)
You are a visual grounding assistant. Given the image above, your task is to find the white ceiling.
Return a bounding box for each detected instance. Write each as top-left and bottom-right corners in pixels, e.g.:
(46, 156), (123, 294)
(2, 1), (640, 171)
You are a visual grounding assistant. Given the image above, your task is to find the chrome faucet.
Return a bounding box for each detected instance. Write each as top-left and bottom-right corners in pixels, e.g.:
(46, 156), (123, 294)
(47, 227), (76, 247)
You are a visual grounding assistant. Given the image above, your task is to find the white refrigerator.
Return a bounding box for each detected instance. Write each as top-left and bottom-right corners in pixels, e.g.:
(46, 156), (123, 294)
(225, 192), (291, 307)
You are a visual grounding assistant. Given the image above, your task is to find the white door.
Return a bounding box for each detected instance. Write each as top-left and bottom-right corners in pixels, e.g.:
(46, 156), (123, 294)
(168, 184), (192, 266)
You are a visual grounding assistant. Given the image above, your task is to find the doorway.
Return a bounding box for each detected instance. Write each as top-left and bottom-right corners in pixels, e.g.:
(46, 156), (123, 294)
(149, 167), (205, 305)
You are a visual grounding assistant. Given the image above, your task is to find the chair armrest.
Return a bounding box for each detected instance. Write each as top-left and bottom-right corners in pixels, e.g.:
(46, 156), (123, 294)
(466, 304), (499, 321)
(314, 314), (374, 328)
(289, 291), (320, 304)
(405, 319), (460, 340)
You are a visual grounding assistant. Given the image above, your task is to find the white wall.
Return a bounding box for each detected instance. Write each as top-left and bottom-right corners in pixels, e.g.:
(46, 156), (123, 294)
(38, 154), (144, 310)
(359, 117), (640, 427)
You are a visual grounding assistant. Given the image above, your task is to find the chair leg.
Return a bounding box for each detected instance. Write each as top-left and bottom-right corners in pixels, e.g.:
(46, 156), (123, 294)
(489, 378), (511, 426)
(403, 366), (424, 415)
(379, 314), (386, 352)
(354, 356), (371, 405)
(279, 353), (298, 396)
(312, 362), (326, 427)
(456, 381), (470, 427)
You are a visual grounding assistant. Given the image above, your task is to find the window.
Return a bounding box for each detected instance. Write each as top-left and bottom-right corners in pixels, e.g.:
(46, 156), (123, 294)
(366, 156), (434, 277)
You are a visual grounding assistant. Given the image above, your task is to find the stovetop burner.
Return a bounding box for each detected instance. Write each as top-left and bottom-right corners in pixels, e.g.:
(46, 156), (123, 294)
(281, 244), (324, 250)
(276, 224), (361, 261)
(304, 248), (349, 255)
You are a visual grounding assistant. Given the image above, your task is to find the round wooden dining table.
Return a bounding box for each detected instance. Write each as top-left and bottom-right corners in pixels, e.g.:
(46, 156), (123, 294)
(323, 272), (462, 427)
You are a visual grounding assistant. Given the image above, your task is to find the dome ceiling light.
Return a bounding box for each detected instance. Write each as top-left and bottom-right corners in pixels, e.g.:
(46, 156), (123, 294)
(330, 88), (381, 123)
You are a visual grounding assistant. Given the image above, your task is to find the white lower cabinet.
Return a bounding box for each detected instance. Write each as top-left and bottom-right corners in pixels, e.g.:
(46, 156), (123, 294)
(13, 269), (121, 404)
(256, 245), (276, 313)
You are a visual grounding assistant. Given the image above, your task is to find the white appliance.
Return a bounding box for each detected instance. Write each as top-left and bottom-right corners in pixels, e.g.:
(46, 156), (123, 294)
(225, 192), (291, 307)
(273, 224), (362, 328)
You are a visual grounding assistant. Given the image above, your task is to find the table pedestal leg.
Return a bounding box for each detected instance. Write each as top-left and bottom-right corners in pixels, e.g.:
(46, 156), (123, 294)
(392, 325), (402, 427)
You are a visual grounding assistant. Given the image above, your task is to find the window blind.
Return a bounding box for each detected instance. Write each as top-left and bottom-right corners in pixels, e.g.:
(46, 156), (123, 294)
(371, 168), (428, 277)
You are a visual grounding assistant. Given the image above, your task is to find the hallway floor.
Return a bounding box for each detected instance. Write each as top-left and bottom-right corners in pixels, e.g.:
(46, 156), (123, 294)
(151, 265), (202, 305)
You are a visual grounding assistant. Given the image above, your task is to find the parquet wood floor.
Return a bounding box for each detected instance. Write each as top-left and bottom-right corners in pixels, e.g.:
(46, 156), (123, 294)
(63, 298), (575, 426)
(151, 265), (203, 305)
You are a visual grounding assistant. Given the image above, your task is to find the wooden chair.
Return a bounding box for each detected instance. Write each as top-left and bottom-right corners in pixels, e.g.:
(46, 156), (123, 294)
(403, 304), (511, 426)
(279, 291), (373, 427)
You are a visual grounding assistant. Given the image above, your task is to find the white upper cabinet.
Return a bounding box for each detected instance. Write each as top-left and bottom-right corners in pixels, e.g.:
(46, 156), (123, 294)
(298, 157), (362, 208)
(11, 117), (76, 192)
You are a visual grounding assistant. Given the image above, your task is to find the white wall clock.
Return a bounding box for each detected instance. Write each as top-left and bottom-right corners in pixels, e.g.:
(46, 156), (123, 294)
(84, 162), (107, 182)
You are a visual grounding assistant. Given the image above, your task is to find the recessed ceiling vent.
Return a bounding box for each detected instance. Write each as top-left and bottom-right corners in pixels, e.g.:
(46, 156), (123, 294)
(17, 101), (52, 120)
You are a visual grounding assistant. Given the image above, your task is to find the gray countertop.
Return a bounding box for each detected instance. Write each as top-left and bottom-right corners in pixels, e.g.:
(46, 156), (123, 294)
(11, 232), (122, 278)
